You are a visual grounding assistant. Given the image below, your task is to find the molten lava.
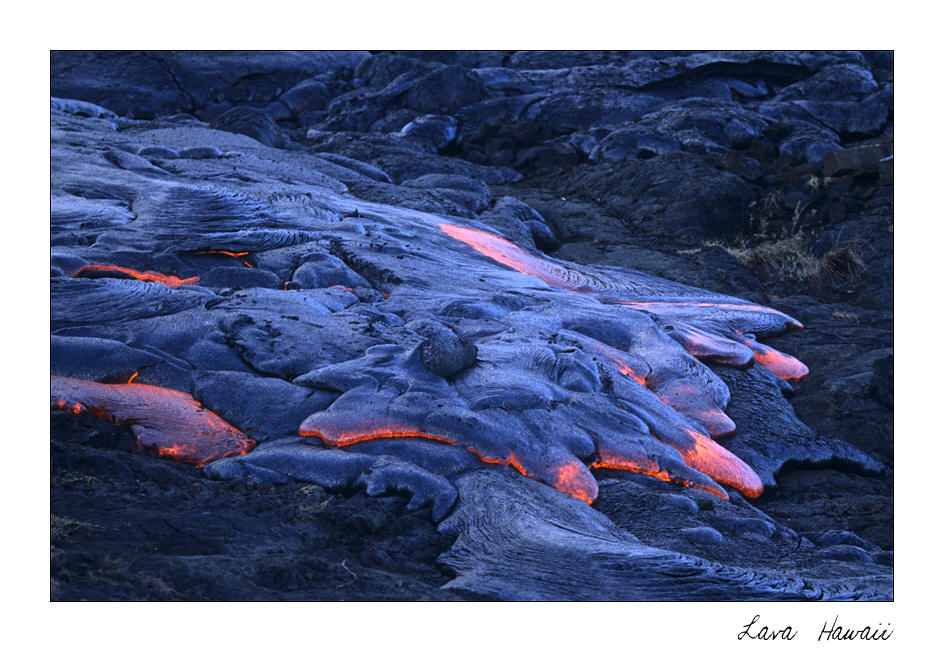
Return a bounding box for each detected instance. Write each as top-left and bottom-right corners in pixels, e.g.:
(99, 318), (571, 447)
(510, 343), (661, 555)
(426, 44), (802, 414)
(440, 223), (588, 289)
(677, 428), (763, 498)
(188, 251), (255, 268)
(298, 416), (599, 503)
(589, 340), (651, 386)
(589, 339), (735, 437)
(50, 375), (255, 466)
(736, 337), (810, 381)
(72, 264), (200, 287)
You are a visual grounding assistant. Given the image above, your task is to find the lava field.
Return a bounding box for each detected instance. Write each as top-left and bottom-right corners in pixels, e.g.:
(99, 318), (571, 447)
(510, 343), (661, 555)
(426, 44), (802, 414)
(50, 50), (893, 601)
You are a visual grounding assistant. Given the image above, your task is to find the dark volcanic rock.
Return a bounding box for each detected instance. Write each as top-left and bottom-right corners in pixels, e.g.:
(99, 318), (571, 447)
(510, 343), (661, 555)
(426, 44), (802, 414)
(413, 320), (478, 378)
(558, 153), (759, 239)
(50, 51), (369, 119)
(398, 114), (459, 152)
(404, 65), (487, 113)
(211, 106), (283, 148)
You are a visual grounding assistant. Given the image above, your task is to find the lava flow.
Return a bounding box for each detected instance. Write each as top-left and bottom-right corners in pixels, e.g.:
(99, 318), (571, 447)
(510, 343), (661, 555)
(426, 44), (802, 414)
(298, 412), (759, 502)
(440, 223), (596, 290)
(677, 428), (763, 498)
(50, 375), (255, 466)
(187, 250), (255, 267)
(618, 300), (803, 329)
(735, 336), (810, 381)
(589, 339), (736, 437)
(72, 264), (200, 287)
(665, 321), (755, 368)
(298, 416), (599, 504)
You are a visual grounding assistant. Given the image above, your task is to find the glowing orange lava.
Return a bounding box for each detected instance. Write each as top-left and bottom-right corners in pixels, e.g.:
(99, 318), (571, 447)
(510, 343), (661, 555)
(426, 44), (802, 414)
(549, 458), (599, 503)
(738, 338), (809, 381)
(189, 251), (255, 268)
(72, 264), (200, 287)
(590, 340), (735, 437)
(50, 375), (255, 466)
(590, 433), (729, 499)
(299, 417), (598, 503)
(588, 340), (650, 386)
(439, 223), (577, 288)
(677, 428), (763, 498)
(591, 456), (728, 500)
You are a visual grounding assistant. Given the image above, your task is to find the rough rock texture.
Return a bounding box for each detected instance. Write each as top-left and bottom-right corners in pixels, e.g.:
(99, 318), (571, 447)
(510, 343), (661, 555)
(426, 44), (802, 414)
(50, 50), (892, 601)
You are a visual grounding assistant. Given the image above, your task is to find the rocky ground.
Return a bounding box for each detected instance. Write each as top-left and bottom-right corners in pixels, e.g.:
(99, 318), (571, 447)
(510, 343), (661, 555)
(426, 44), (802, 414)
(50, 50), (892, 600)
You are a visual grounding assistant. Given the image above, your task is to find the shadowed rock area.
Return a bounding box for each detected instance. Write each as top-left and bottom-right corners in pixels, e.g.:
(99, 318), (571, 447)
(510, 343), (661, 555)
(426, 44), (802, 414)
(51, 50), (892, 601)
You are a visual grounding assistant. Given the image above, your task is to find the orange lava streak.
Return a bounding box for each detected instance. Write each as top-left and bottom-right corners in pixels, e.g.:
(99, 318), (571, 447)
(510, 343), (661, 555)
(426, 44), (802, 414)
(50, 375), (255, 467)
(439, 223), (572, 286)
(590, 341), (735, 437)
(739, 338), (809, 381)
(299, 420), (598, 503)
(302, 424), (456, 447)
(72, 264), (200, 287)
(678, 428), (763, 498)
(550, 459), (599, 503)
(127, 371), (140, 384)
(189, 251), (255, 268)
(590, 457), (729, 500)
(588, 340), (650, 386)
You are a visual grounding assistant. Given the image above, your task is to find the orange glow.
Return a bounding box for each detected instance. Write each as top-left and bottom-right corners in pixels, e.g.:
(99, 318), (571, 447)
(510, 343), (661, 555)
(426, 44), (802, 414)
(550, 458), (598, 503)
(300, 419), (457, 447)
(590, 438), (729, 500)
(189, 250), (255, 268)
(440, 223), (585, 289)
(592, 427), (762, 498)
(299, 417), (598, 503)
(587, 340), (650, 386)
(589, 340), (735, 437)
(739, 338), (809, 381)
(52, 398), (84, 415)
(439, 222), (804, 335)
(73, 264), (200, 287)
(127, 371), (139, 384)
(50, 375), (255, 467)
(677, 428), (763, 498)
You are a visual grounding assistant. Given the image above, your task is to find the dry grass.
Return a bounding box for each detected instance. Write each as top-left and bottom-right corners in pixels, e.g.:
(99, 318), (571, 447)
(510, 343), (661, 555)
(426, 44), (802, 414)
(50, 515), (101, 542)
(726, 235), (818, 283)
(832, 310), (860, 322)
(721, 235), (866, 293)
(817, 242), (867, 290)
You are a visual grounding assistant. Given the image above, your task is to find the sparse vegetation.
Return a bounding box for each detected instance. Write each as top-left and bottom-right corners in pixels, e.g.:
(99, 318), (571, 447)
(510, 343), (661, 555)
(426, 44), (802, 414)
(832, 310), (860, 322)
(716, 235), (866, 296)
(51, 514), (101, 542)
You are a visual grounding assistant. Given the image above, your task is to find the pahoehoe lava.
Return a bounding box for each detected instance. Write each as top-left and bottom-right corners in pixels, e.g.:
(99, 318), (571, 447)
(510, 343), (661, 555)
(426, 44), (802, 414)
(50, 50), (893, 601)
